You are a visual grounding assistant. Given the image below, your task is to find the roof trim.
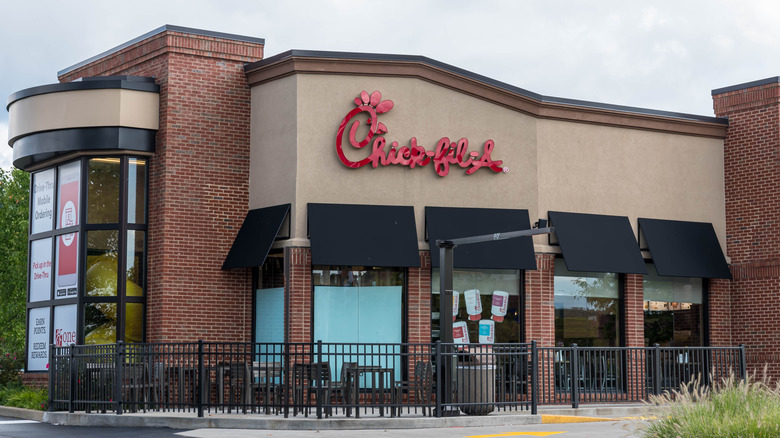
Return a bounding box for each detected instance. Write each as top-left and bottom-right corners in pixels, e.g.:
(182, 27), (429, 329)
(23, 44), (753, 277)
(58, 25), (265, 77)
(247, 50), (728, 127)
(7, 76), (158, 109)
(712, 76), (780, 96)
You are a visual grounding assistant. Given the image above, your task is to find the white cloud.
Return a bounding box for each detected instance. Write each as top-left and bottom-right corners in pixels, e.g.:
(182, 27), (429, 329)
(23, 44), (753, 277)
(1, 0), (780, 120)
(0, 122), (13, 170)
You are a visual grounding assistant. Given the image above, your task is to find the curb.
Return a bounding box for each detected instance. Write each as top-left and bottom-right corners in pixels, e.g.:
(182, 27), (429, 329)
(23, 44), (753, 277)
(43, 411), (542, 430)
(0, 406), (45, 422)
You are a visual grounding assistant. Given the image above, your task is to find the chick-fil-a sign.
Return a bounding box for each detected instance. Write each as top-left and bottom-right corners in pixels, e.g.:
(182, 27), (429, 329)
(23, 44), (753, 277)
(336, 91), (507, 177)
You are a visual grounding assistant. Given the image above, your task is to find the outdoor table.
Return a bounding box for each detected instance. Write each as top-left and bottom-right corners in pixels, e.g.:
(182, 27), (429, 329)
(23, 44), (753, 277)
(346, 365), (394, 417)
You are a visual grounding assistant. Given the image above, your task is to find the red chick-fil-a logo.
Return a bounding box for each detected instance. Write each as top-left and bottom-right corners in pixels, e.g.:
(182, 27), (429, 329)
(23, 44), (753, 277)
(335, 90), (507, 177)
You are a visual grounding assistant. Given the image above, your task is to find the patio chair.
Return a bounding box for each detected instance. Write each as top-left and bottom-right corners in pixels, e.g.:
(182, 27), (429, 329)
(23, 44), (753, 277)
(392, 361), (433, 417)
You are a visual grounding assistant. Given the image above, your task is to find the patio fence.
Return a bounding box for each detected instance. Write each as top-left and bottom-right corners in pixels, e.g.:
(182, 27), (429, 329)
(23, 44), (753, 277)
(48, 341), (744, 417)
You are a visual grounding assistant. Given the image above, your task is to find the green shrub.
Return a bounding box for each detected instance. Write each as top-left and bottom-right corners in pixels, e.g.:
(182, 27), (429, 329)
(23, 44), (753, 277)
(0, 351), (23, 386)
(0, 384), (48, 410)
(642, 371), (780, 437)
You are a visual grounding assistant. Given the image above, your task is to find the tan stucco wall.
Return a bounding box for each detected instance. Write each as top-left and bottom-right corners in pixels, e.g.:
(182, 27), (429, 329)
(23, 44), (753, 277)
(8, 89), (159, 141)
(537, 120), (726, 246)
(250, 75), (299, 232)
(249, 73), (726, 252)
(293, 74), (538, 248)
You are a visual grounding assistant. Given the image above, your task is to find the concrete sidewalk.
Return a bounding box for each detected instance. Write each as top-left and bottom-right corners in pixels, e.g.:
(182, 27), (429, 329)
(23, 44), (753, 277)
(0, 403), (651, 430)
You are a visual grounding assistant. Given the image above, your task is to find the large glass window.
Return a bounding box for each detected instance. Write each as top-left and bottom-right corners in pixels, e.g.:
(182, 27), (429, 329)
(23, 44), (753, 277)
(26, 156), (149, 370)
(255, 254), (285, 363)
(313, 266), (404, 385)
(643, 264), (703, 346)
(554, 262), (619, 347)
(431, 269), (521, 343)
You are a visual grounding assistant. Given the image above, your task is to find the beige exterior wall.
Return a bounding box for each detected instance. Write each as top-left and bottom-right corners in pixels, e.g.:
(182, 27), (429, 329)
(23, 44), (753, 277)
(538, 119), (727, 247)
(8, 89), (159, 141)
(249, 75), (300, 238)
(249, 72), (727, 252)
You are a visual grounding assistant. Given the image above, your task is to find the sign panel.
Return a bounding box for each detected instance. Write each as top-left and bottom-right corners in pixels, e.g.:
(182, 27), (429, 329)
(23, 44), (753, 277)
(57, 161), (80, 229)
(29, 238), (52, 302)
(55, 232), (79, 299)
(31, 169), (54, 234)
(27, 307), (50, 371)
(53, 304), (77, 347)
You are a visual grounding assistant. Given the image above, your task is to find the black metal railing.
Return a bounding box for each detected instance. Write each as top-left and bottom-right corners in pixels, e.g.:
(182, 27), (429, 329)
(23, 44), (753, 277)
(537, 344), (745, 407)
(49, 341), (745, 416)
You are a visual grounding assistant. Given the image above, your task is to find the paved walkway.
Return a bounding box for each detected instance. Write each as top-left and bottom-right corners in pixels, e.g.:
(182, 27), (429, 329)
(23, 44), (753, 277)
(0, 403), (652, 430)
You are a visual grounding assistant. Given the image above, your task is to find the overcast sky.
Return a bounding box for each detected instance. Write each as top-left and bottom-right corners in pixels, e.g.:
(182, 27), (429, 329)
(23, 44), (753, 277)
(3, 0), (780, 170)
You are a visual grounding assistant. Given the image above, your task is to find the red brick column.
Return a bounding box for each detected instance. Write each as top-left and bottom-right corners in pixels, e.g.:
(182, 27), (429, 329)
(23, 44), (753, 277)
(525, 253), (555, 346)
(708, 278), (732, 347)
(526, 253), (555, 402)
(408, 252), (432, 344)
(57, 28), (264, 343)
(623, 274), (644, 347)
(623, 273), (646, 400)
(714, 80), (780, 380)
(287, 248), (312, 343)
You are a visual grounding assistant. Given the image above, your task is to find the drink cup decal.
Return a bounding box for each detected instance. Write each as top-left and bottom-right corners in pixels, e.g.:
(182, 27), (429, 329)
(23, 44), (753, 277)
(478, 319), (495, 344)
(491, 291), (509, 322)
(464, 289), (482, 321)
(452, 290), (460, 321)
(453, 321), (469, 344)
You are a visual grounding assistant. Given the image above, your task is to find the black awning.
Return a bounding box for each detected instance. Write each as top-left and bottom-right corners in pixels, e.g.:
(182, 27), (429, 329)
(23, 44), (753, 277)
(639, 218), (731, 279)
(308, 203), (420, 267)
(426, 207), (537, 270)
(222, 204), (290, 270)
(549, 211), (647, 274)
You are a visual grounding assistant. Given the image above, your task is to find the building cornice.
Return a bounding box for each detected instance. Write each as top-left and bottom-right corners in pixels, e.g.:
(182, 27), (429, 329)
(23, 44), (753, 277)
(246, 50), (728, 139)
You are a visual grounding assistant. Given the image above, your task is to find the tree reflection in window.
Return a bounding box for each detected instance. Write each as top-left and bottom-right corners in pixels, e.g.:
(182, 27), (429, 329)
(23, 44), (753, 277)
(87, 158), (120, 224)
(554, 263), (619, 347)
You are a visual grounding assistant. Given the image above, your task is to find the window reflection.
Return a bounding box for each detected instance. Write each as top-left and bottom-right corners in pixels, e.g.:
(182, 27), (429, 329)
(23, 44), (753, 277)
(554, 263), (619, 347)
(85, 302), (116, 345)
(127, 158), (146, 224)
(86, 230), (119, 297)
(87, 158), (120, 224)
(643, 264), (703, 346)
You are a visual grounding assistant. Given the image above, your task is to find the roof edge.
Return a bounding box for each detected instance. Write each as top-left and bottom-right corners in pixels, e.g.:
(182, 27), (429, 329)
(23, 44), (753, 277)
(712, 76), (780, 96)
(58, 25), (265, 77)
(248, 50), (727, 125)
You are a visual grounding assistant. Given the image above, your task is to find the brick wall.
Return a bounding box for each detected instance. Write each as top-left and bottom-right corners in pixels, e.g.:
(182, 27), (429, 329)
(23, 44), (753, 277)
(713, 80), (780, 378)
(287, 247), (312, 343)
(623, 274), (644, 347)
(525, 254), (555, 346)
(408, 252), (432, 344)
(58, 29), (264, 343)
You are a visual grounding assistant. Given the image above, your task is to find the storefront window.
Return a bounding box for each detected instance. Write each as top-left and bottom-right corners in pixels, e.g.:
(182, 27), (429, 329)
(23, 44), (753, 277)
(431, 269), (521, 343)
(126, 231), (145, 297)
(26, 156), (149, 364)
(643, 264), (703, 346)
(554, 263), (619, 347)
(255, 254), (285, 354)
(313, 266), (404, 385)
(86, 230), (119, 297)
(85, 302), (116, 344)
(127, 158), (146, 224)
(87, 158), (120, 224)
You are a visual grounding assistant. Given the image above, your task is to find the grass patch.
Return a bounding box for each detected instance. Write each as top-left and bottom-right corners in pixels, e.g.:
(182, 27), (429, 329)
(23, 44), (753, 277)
(641, 371), (780, 437)
(0, 384), (48, 410)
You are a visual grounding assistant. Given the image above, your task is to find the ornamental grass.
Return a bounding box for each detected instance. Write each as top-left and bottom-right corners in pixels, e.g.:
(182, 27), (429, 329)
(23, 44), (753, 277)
(642, 369), (780, 438)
